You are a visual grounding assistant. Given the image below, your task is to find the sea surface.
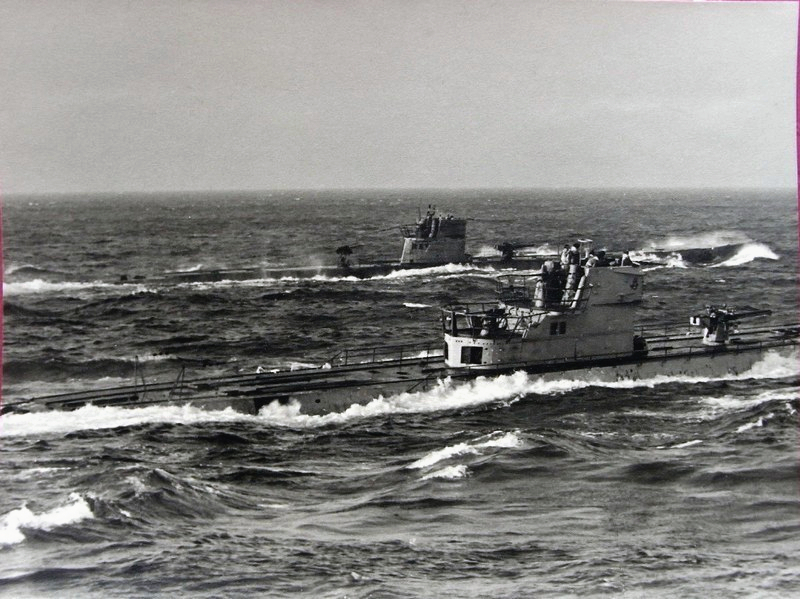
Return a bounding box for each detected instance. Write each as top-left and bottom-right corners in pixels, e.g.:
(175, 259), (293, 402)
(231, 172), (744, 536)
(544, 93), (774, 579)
(1, 188), (799, 598)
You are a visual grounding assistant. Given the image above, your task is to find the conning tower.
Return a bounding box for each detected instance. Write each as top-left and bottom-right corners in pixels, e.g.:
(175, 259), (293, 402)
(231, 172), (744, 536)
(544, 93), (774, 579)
(441, 265), (645, 369)
(399, 206), (467, 265)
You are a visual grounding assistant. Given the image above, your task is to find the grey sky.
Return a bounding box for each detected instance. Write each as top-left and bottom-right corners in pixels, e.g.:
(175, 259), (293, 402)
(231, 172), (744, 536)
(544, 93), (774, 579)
(0, 0), (796, 194)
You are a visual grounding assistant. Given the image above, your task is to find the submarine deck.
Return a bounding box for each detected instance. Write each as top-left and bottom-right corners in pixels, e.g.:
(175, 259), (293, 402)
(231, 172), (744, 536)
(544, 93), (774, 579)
(3, 323), (797, 416)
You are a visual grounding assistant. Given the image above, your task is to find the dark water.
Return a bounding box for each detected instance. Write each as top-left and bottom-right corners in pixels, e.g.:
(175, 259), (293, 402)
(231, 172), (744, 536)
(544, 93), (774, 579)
(1, 189), (799, 597)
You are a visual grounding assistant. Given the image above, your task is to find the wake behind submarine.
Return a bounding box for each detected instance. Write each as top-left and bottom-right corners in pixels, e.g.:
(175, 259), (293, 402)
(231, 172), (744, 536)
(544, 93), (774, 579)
(5, 260), (798, 417)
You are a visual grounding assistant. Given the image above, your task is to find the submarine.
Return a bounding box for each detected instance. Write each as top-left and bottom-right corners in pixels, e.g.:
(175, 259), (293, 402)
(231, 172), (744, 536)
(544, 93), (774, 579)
(118, 207), (550, 284)
(4, 262), (798, 417)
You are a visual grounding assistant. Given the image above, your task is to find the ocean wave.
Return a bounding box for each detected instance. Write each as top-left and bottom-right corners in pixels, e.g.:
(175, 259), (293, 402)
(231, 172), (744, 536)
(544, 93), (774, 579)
(408, 431), (523, 469)
(191, 266), (480, 285)
(2, 353), (174, 382)
(741, 350), (799, 379)
(2, 278), (150, 296)
(3, 466), (72, 483)
(710, 243), (780, 268)
(647, 230), (752, 250)
(384, 263), (490, 279)
(698, 387), (799, 414)
(256, 371), (542, 427)
(664, 439), (704, 449)
(4, 264), (74, 279)
(255, 350), (799, 427)
(735, 412), (775, 434)
(0, 403), (252, 438)
(635, 242), (776, 269)
(0, 493), (93, 547)
(115, 468), (228, 522)
(165, 263), (206, 273)
(421, 464), (470, 481)
(637, 252), (689, 270)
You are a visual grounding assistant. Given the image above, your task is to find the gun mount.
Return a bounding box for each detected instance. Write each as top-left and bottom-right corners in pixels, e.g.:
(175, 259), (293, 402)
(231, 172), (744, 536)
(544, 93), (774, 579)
(689, 305), (772, 345)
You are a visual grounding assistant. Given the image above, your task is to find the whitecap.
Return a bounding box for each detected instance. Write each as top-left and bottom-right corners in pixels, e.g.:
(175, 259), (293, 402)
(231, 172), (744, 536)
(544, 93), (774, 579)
(409, 431), (522, 470)
(710, 243), (779, 268)
(2, 278), (149, 296)
(736, 413), (774, 433)
(409, 442), (478, 469)
(421, 464), (470, 480)
(668, 439), (703, 449)
(0, 493), (94, 547)
(647, 231), (752, 250)
(0, 403), (253, 438)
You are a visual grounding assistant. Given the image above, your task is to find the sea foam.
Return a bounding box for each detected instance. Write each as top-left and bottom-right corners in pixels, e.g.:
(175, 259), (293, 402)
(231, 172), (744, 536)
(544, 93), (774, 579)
(647, 230), (752, 250)
(0, 493), (94, 547)
(0, 403), (251, 438)
(2, 279), (147, 296)
(408, 431), (523, 470)
(711, 243), (779, 268)
(421, 464), (470, 480)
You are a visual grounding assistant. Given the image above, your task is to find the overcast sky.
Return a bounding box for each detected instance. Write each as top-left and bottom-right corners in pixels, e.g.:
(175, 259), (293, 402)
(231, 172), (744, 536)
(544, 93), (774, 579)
(0, 0), (796, 194)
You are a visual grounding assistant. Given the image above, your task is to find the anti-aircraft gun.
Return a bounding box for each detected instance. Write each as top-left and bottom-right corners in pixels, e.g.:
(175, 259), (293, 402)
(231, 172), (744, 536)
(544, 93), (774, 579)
(495, 241), (540, 264)
(689, 305), (772, 345)
(335, 244), (363, 268)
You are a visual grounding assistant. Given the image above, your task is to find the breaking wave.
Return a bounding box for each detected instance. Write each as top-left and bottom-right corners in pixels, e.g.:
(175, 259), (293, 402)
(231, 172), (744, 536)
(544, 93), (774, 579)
(636, 252), (688, 270)
(0, 493), (94, 547)
(3, 279), (149, 296)
(0, 404), (253, 438)
(165, 263), (205, 273)
(665, 439), (704, 449)
(255, 350), (798, 428)
(698, 388), (798, 414)
(408, 431), (523, 470)
(735, 413), (775, 433)
(421, 465), (470, 480)
(711, 243), (779, 268)
(647, 231), (752, 250)
(4, 264), (75, 280)
(379, 263), (493, 280)
(410, 430), (522, 481)
(187, 263), (494, 286)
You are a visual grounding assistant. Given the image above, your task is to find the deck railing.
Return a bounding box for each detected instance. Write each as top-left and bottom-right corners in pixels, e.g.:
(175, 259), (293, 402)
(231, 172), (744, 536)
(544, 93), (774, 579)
(327, 342), (444, 367)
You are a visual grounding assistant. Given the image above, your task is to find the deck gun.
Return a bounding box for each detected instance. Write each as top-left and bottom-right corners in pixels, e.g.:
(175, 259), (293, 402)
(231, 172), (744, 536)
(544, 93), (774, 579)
(335, 244), (363, 268)
(689, 305), (772, 345)
(495, 241), (540, 263)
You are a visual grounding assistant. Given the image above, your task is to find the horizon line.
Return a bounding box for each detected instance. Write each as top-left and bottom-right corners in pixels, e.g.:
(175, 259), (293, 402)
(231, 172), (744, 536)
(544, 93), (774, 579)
(2, 185), (797, 200)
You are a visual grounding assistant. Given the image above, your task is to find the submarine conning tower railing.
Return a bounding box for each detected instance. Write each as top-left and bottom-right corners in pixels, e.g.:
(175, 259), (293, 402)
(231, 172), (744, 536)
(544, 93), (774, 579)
(495, 273), (539, 303)
(399, 216), (467, 241)
(495, 272), (591, 310)
(441, 294), (591, 340)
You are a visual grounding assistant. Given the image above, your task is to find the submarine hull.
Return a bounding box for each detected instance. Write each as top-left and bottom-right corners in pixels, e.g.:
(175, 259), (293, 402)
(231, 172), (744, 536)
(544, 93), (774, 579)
(263, 340), (794, 416)
(8, 333), (794, 418)
(127, 255), (547, 284)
